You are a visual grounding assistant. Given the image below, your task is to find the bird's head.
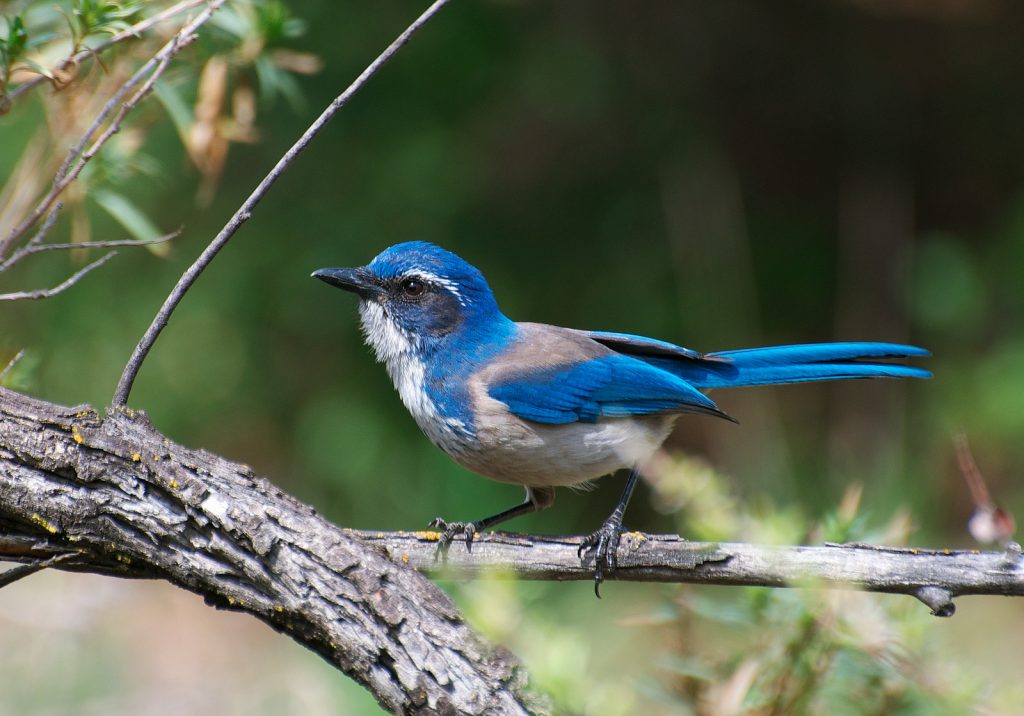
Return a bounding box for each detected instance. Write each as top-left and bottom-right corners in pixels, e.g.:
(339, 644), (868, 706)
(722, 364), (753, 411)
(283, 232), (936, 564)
(313, 242), (506, 362)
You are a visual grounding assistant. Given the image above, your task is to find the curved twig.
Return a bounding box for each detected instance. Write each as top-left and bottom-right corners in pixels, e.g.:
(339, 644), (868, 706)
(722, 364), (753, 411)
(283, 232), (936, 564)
(111, 0), (453, 408)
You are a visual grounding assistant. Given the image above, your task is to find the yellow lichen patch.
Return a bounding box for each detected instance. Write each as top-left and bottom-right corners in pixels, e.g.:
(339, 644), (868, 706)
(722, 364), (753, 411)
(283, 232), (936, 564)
(414, 530), (441, 541)
(275, 605), (284, 613)
(226, 596), (236, 606)
(115, 554), (132, 565)
(71, 427), (84, 445)
(30, 513), (58, 534)
(623, 531), (647, 542)
(402, 554), (410, 563)
(131, 453), (141, 462)
(169, 479), (179, 489)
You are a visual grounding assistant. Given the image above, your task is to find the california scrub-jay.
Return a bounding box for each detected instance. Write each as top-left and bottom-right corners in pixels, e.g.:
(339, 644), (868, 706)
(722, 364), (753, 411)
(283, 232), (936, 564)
(313, 242), (930, 593)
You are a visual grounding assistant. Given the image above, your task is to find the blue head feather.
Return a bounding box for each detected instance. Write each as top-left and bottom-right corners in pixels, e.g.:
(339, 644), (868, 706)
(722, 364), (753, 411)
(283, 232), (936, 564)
(366, 241), (504, 329)
(351, 242), (516, 436)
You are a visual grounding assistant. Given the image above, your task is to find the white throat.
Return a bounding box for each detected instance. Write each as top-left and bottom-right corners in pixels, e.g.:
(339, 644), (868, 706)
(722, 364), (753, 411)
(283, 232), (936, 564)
(357, 301), (468, 446)
(358, 300), (417, 368)
(358, 301), (426, 413)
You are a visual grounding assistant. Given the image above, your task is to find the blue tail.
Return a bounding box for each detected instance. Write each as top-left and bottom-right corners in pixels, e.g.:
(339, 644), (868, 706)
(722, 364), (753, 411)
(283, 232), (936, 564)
(643, 342), (931, 390)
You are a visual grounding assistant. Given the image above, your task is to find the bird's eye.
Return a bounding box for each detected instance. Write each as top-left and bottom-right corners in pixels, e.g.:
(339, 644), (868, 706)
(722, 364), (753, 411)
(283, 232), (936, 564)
(400, 278), (425, 297)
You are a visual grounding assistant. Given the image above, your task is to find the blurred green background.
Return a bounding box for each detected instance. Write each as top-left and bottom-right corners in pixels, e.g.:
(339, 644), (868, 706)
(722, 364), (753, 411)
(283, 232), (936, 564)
(2, 0), (1023, 713)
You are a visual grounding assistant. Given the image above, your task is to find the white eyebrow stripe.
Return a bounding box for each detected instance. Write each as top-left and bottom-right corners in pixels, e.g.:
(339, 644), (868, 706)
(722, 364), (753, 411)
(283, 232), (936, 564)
(405, 269), (466, 306)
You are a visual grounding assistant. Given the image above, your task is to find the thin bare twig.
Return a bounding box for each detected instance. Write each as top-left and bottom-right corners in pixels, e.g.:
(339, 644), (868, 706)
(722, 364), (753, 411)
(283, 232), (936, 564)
(0, 553), (80, 589)
(0, 2), (223, 259)
(5, 0), (211, 104)
(25, 204), (62, 251)
(111, 0), (453, 407)
(0, 229), (180, 274)
(0, 252), (116, 301)
(0, 350), (25, 383)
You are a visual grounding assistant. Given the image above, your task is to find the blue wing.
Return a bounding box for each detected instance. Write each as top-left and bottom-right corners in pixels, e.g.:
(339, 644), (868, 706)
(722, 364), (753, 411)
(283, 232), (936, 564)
(488, 325), (929, 426)
(488, 354), (731, 425)
(584, 330), (709, 361)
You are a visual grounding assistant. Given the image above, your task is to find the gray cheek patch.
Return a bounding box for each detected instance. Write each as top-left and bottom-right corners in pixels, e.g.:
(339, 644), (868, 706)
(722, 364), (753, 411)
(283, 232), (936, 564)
(423, 291), (465, 336)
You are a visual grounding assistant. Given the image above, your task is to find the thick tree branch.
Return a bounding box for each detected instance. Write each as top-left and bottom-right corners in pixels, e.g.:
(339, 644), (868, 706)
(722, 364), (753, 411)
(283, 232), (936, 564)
(3, 387), (1020, 707)
(0, 387), (542, 716)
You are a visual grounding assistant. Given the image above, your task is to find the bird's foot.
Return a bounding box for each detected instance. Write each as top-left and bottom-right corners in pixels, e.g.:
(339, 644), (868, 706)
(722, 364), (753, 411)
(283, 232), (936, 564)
(428, 517), (478, 561)
(578, 518), (625, 598)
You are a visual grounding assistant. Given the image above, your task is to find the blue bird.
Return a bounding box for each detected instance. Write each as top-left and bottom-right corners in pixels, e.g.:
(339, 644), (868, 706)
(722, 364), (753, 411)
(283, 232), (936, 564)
(313, 242), (930, 594)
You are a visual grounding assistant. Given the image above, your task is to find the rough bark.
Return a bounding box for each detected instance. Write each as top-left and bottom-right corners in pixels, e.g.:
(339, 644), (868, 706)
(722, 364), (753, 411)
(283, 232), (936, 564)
(0, 387), (543, 716)
(357, 532), (1023, 617)
(3, 387), (1023, 714)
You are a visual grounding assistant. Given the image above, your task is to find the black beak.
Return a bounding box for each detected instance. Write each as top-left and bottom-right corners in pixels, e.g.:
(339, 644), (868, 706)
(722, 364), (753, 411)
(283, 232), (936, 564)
(311, 267), (383, 299)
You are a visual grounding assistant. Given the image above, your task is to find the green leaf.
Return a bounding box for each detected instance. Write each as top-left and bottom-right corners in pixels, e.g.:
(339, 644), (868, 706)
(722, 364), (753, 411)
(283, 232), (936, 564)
(92, 188), (169, 255)
(1, 15), (29, 68)
(21, 57), (56, 81)
(154, 80), (193, 145)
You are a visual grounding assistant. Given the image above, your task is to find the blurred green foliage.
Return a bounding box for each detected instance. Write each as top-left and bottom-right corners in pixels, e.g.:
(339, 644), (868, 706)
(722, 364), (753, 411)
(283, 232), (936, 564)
(453, 458), (1017, 714)
(2, 0), (1024, 713)
(65, 0), (141, 46)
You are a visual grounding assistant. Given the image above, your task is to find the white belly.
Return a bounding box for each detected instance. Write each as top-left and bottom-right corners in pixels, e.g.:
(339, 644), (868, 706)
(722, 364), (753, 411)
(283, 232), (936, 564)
(455, 404), (676, 487)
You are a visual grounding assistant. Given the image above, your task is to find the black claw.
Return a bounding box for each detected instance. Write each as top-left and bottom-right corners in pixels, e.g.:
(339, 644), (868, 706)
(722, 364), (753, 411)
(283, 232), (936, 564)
(428, 517), (478, 562)
(578, 519), (625, 597)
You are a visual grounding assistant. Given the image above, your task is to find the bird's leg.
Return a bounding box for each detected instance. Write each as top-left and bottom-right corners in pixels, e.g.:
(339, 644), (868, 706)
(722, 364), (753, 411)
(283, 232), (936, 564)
(578, 465), (641, 597)
(430, 486), (555, 560)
